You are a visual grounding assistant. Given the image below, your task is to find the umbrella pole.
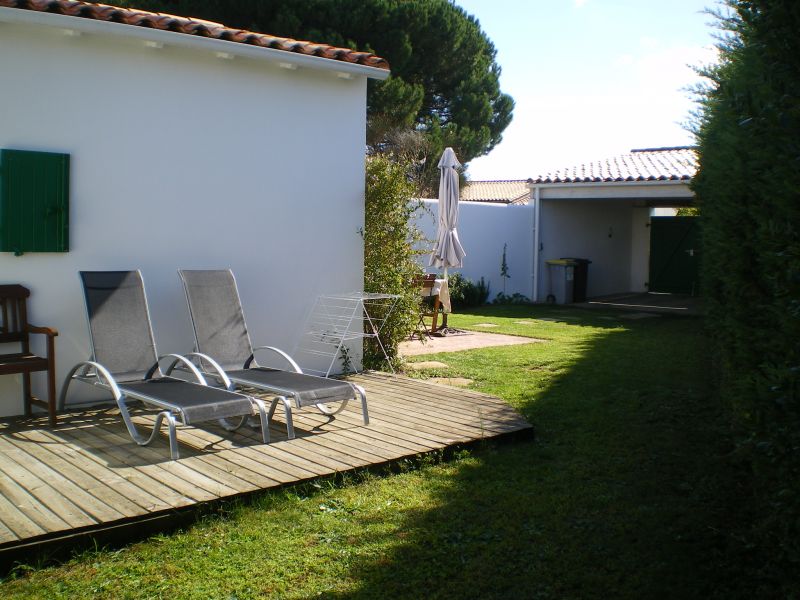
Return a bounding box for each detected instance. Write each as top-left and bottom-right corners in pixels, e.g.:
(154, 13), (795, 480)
(439, 266), (448, 334)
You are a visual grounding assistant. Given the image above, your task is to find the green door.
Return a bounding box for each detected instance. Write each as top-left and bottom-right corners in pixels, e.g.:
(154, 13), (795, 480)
(648, 216), (700, 295)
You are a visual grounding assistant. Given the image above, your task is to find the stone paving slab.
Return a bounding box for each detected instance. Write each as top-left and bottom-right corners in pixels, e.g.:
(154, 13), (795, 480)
(399, 331), (541, 357)
(405, 361), (450, 370)
(428, 377), (474, 387)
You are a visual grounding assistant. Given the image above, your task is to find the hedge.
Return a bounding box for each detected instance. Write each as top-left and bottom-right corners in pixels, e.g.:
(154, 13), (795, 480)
(692, 1), (800, 592)
(361, 155), (426, 370)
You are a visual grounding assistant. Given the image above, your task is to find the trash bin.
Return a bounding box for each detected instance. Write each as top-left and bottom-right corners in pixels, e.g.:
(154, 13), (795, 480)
(545, 259), (575, 304)
(561, 257), (591, 302)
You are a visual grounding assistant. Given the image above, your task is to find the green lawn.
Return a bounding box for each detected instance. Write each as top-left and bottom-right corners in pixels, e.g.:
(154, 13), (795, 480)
(0, 305), (745, 599)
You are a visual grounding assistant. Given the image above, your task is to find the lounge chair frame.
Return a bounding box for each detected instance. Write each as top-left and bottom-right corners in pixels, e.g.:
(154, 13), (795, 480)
(178, 269), (369, 439)
(59, 271), (270, 459)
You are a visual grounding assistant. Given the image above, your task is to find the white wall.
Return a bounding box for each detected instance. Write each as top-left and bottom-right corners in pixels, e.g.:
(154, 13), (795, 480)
(417, 200), (534, 300)
(536, 200), (635, 301)
(0, 21), (369, 414)
(415, 197), (688, 305)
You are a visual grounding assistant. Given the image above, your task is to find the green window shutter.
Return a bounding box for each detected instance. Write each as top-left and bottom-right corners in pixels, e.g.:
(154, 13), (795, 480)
(0, 149), (70, 255)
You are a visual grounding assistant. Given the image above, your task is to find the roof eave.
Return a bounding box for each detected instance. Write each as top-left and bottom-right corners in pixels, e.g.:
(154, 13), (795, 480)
(528, 179), (692, 190)
(528, 179), (694, 203)
(0, 6), (391, 80)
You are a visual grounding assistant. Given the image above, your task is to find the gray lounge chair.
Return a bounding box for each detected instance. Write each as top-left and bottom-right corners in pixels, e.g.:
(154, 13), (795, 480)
(178, 269), (368, 438)
(59, 271), (269, 459)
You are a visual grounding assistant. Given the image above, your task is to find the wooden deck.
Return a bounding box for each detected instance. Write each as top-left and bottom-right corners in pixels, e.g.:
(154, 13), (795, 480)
(0, 372), (531, 556)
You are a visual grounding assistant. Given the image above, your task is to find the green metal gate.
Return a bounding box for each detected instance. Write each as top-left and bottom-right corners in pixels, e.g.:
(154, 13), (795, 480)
(648, 216), (700, 295)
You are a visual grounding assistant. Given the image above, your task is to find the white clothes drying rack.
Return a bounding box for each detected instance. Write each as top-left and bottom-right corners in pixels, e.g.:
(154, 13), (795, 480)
(295, 292), (400, 377)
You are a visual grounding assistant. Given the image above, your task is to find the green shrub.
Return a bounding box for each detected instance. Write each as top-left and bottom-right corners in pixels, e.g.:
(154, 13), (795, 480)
(362, 155), (427, 370)
(492, 292), (530, 305)
(692, 1), (800, 592)
(448, 273), (490, 309)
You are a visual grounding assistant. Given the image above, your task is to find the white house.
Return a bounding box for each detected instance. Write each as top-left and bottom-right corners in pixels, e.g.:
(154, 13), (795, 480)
(0, 0), (389, 416)
(530, 147), (696, 302)
(418, 147), (697, 303)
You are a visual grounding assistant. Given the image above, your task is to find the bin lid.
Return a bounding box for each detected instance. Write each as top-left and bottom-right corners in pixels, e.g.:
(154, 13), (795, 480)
(560, 257), (592, 264)
(545, 259), (574, 266)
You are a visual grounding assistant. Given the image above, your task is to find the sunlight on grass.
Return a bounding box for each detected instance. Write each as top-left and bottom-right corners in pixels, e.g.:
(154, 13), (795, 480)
(406, 305), (626, 413)
(1, 305), (742, 599)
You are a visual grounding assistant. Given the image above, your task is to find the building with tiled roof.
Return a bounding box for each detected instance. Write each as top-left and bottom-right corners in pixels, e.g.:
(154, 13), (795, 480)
(524, 146), (697, 303)
(461, 180), (530, 205)
(457, 148), (695, 206)
(530, 147), (697, 185)
(527, 147), (697, 207)
(0, 0), (390, 74)
(0, 0), (390, 409)
(417, 146), (699, 307)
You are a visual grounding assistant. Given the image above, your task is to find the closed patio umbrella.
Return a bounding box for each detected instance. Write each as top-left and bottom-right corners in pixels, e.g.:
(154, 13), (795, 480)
(429, 147), (466, 279)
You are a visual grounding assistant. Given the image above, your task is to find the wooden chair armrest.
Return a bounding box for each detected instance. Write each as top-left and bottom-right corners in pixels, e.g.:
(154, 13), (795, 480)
(27, 324), (59, 337)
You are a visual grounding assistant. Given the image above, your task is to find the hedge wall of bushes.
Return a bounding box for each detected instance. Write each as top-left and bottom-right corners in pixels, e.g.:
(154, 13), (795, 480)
(692, 0), (800, 591)
(362, 155), (426, 370)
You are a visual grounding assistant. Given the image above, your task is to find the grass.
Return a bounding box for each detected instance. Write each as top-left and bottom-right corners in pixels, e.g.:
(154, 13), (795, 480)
(0, 305), (746, 599)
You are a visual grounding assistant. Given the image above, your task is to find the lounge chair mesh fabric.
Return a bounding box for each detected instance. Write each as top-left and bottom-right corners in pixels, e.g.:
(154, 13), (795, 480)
(119, 379), (252, 424)
(179, 270), (253, 371)
(80, 271), (254, 422)
(81, 271), (160, 381)
(226, 368), (356, 407)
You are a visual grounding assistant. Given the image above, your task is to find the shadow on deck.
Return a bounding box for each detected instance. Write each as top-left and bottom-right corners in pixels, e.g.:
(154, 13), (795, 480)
(0, 371), (531, 567)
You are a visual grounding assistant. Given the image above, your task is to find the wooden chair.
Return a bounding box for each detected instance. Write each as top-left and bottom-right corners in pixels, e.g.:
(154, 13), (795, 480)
(414, 274), (441, 337)
(0, 285), (58, 425)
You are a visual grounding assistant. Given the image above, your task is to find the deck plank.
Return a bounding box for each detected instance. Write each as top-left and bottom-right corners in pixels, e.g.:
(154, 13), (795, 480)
(0, 479), (55, 540)
(0, 512), (18, 542)
(361, 376), (529, 420)
(0, 445), (96, 530)
(0, 372), (531, 552)
(354, 376), (529, 426)
(65, 424), (228, 502)
(263, 438), (355, 472)
(295, 433), (386, 466)
(0, 431), (142, 519)
(20, 428), (174, 513)
(46, 423), (198, 508)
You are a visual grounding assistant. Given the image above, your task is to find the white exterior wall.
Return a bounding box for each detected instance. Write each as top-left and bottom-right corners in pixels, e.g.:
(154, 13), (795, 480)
(415, 194), (690, 305)
(0, 20), (369, 414)
(417, 200), (533, 300)
(536, 200), (635, 301)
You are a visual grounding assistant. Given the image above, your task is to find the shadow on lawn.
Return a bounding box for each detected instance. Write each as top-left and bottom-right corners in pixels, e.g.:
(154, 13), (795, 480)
(329, 315), (747, 599)
(465, 303), (635, 329)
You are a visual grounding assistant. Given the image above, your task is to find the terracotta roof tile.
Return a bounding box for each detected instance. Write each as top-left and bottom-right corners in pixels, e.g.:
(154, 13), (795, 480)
(461, 180), (530, 205)
(0, 0), (390, 70)
(530, 146), (697, 185)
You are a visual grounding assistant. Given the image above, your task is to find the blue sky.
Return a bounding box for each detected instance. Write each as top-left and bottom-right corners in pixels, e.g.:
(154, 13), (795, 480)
(454, 0), (720, 180)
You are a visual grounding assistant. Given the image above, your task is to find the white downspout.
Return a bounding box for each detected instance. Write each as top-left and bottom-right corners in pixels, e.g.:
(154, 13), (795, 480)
(532, 185), (541, 302)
